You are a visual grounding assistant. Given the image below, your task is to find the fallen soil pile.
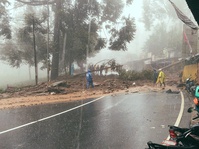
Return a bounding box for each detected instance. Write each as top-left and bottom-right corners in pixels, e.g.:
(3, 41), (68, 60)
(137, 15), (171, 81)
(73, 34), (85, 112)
(0, 74), (181, 110)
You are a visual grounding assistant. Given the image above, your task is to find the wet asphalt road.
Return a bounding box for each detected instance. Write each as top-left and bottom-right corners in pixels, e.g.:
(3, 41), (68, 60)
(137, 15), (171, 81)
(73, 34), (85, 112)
(0, 91), (192, 149)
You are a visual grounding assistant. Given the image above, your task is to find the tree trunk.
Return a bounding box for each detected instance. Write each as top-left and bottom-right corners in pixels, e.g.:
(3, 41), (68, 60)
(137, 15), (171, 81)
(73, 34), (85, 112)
(62, 33), (67, 75)
(77, 60), (84, 73)
(50, 0), (61, 80)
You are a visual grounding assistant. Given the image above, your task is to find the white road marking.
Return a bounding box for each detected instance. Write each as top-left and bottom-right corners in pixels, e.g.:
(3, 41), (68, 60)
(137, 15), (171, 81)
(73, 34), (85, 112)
(166, 90), (184, 140)
(174, 91), (184, 127)
(0, 96), (105, 135)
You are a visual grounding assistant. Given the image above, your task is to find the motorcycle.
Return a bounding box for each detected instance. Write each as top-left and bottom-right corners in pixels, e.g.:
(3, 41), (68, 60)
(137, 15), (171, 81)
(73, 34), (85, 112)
(193, 86), (199, 113)
(145, 107), (199, 149)
(185, 78), (196, 96)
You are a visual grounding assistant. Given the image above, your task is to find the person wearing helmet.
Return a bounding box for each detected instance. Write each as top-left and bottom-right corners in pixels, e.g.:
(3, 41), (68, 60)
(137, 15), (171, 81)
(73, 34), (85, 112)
(156, 69), (165, 87)
(86, 69), (94, 89)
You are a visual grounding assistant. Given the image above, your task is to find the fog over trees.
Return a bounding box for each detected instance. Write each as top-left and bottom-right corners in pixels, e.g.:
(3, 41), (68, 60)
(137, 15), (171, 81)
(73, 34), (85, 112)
(0, 0), (136, 80)
(0, 0), (194, 88)
(141, 0), (194, 59)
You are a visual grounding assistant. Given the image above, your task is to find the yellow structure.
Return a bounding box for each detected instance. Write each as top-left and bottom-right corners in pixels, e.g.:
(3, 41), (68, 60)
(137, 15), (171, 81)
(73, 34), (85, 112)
(182, 64), (197, 82)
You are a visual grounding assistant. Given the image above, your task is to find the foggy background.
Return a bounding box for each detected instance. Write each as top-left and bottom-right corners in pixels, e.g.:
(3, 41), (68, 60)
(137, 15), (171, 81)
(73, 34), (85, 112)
(0, 0), (194, 88)
(88, 0), (145, 64)
(0, 0), (144, 88)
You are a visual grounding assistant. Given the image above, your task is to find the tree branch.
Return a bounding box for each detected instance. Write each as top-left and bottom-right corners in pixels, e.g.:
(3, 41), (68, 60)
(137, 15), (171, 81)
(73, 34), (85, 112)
(16, 0), (55, 6)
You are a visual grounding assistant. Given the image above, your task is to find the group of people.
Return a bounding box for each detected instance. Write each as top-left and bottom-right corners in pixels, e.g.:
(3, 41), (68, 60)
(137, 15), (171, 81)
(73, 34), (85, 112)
(86, 68), (166, 89)
(153, 69), (166, 87)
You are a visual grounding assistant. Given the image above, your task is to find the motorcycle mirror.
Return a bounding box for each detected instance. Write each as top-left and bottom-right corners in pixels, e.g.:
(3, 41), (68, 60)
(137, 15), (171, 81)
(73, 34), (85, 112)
(187, 107), (195, 113)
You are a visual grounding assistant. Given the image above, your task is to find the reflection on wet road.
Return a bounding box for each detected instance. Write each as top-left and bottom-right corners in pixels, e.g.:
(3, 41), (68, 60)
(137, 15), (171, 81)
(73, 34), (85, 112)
(0, 92), (190, 149)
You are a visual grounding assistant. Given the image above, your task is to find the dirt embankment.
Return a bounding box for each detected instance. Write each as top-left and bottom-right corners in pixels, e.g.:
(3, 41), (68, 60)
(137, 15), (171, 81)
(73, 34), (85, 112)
(0, 75), (180, 110)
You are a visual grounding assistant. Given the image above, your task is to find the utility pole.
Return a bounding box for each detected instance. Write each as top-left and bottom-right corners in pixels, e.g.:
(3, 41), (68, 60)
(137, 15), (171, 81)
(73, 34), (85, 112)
(62, 33), (67, 74)
(33, 16), (38, 85)
(47, 2), (50, 82)
(86, 0), (92, 71)
(87, 19), (91, 71)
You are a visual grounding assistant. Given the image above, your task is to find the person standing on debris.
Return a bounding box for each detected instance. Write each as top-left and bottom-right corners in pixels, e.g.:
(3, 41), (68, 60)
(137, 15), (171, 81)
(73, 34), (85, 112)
(100, 64), (104, 76)
(153, 69), (158, 85)
(86, 69), (94, 89)
(96, 65), (100, 75)
(105, 66), (108, 76)
(71, 63), (74, 75)
(156, 69), (165, 87)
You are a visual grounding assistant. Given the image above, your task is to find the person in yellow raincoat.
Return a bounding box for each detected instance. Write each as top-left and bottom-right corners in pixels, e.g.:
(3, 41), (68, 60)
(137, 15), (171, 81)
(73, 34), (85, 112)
(156, 69), (165, 87)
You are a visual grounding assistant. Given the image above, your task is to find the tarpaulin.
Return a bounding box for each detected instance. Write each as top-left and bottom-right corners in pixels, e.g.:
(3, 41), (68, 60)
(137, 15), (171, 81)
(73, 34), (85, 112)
(169, 0), (198, 30)
(186, 0), (199, 26)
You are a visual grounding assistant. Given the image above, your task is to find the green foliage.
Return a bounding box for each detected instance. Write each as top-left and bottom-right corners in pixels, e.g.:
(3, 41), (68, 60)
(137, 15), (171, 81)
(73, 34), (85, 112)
(0, 41), (22, 67)
(101, 0), (124, 22)
(109, 17), (136, 51)
(126, 0), (134, 5)
(143, 23), (167, 56)
(141, 0), (186, 58)
(141, 0), (154, 31)
(16, 12), (48, 68)
(0, 88), (5, 94)
(12, 0), (137, 80)
(0, 10), (49, 69)
(141, 69), (154, 80)
(94, 38), (106, 50)
(118, 69), (153, 81)
(0, 0), (11, 39)
(59, 0), (136, 70)
(143, 23), (182, 57)
(141, 0), (190, 31)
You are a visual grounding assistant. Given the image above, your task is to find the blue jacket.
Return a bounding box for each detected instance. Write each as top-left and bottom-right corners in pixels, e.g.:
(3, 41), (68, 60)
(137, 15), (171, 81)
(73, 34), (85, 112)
(86, 71), (93, 82)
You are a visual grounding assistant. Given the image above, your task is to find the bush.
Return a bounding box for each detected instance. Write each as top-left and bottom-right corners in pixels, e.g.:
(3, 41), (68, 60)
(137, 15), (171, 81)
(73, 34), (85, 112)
(0, 88), (5, 93)
(118, 69), (153, 81)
